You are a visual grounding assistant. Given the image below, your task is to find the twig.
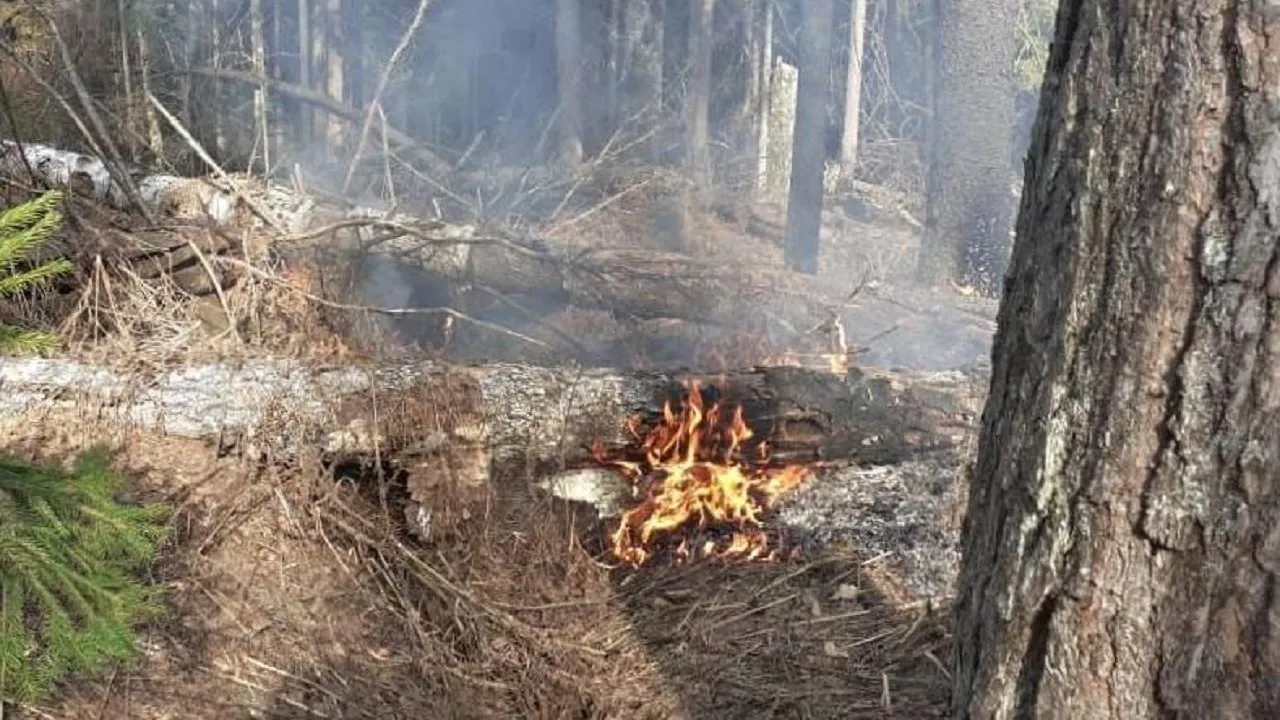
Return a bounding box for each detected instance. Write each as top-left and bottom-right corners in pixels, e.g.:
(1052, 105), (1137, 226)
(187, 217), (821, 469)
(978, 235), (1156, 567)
(0, 73), (36, 188)
(341, 0), (433, 194)
(145, 91), (284, 232)
(213, 255), (550, 349)
(187, 233), (242, 343)
(26, 2), (153, 223)
(191, 66), (452, 175)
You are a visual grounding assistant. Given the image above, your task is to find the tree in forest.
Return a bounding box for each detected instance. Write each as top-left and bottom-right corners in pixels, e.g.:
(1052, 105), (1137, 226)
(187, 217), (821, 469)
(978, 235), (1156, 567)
(917, 0), (1020, 292)
(952, 1), (1280, 716)
(839, 0), (867, 181)
(0, 191), (71, 356)
(781, 0), (833, 275)
(685, 0), (714, 183)
(555, 0), (584, 167)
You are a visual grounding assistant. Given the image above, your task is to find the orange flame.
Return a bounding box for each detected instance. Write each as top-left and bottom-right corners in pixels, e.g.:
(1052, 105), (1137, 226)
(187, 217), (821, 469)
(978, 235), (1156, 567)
(594, 380), (811, 566)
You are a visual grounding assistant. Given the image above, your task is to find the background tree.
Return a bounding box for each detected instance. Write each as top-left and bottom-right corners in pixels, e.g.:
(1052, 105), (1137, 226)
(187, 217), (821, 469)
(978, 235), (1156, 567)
(781, 0), (834, 275)
(555, 0), (584, 167)
(685, 0), (714, 184)
(917, 0), (1019, 292)
(952, 0), (1280, 716)
(838, 0), (867, 182)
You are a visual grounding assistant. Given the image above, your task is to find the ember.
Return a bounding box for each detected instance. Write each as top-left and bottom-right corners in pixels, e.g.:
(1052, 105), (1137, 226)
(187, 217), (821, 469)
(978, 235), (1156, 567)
(592, 380), (812, 566)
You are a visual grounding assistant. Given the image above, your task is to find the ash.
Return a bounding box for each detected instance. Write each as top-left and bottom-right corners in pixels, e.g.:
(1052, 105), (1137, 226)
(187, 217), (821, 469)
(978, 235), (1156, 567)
(776, 456), (966, 601)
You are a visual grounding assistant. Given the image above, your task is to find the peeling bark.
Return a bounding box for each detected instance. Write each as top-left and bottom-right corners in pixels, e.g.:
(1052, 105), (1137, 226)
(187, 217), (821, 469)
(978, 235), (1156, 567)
(952, 1), (1280, 717)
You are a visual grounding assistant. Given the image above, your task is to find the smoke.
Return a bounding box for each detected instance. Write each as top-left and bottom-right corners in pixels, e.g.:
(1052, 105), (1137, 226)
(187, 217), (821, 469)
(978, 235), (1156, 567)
(0, 0), (1031, 371)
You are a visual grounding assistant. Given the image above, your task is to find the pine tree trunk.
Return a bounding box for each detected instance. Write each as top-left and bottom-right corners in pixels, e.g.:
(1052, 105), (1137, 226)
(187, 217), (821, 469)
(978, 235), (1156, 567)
(323, 0), (345, 153)
(952, 1), (1280, 717)
(782, 0), (833, 274)
(250, 0), (270, 174)
(917, 0), (1018, 292)
(685, 0), (714, 184)
(297, 0), (314, 142)
(753, 0), (773, 197)
(555, 0), (584, 167)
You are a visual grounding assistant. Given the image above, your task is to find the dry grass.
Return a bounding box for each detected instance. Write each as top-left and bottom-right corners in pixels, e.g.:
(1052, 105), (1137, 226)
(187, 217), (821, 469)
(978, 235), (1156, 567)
(0, 412), (951, 719)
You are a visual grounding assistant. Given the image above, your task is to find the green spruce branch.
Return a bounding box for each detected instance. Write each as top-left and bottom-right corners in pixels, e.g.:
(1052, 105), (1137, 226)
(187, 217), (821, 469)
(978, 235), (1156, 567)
(0, 190), (73, 356)
(0, 448), (169, 705)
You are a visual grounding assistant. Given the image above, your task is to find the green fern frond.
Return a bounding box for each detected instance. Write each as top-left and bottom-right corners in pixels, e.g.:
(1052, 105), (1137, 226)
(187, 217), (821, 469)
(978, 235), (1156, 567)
(0, 447), (169, 706)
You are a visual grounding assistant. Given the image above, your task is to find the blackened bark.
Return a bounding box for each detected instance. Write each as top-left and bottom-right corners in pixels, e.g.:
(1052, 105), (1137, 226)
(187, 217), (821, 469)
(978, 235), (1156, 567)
(782, 0), (833, 275)
(952, 1), (1280, 718)
(918, 0), (1019, 292)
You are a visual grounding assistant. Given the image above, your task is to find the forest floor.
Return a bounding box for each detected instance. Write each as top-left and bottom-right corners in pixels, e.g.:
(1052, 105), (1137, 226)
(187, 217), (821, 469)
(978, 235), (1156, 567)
(1, 191), (989, 719)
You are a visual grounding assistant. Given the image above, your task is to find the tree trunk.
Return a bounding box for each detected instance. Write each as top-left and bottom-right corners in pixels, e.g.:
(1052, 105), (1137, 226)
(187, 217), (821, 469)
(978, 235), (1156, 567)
(838, 0), (866, 180)
(297, 0), (314, 142)
(782, 0), (833, 275)
(250, 0), (270, 174)
(323, 0), (345, 153)
(685, 0), (714, 184)
(952, 1), (1280, 717)
(617, 0), (663, 148)
(555, 0), (584, 167)
(916, 0), (1018, 292)
(754, 0), (774, 197)
(209, 0), (227, 157)
(0, 357), (982, 470)
(136, 29), (164, 159)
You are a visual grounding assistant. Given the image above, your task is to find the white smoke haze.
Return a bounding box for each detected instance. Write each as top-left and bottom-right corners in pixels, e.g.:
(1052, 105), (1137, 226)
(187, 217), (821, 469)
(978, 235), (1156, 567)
(0, 0), (1045, 371)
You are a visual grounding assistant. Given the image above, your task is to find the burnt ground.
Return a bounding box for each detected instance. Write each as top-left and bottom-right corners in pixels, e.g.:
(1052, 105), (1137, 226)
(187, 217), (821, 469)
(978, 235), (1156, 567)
(1, 194), (990, 719)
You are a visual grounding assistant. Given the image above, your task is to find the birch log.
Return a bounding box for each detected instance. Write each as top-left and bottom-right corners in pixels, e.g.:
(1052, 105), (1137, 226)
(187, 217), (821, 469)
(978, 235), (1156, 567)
(0, 357), (983, 470)
(0, 141), (833, 327)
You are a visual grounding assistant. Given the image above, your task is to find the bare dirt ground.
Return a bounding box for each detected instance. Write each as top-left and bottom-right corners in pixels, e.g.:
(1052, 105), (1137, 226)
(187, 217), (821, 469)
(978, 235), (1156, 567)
(1, 191), (984, 719)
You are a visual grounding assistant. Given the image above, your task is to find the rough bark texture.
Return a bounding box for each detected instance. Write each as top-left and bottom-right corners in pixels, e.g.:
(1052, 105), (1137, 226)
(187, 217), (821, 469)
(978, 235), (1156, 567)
(764, 56), (795, 199)
(782, 0), (833, 274)
(952, 2), (1280, 718)
(918, 0), (1019, 291)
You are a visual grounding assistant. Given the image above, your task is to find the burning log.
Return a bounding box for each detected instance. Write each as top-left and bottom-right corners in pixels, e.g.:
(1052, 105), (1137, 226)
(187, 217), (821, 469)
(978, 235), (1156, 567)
(0, 357), (981, 470)
(0, 356), (982, 566)
(0, 141), (833, 328)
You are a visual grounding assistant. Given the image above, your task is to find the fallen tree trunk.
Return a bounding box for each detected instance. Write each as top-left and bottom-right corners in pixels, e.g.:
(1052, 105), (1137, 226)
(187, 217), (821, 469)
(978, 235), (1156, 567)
(0, 357), (982, 468)
(0, 141), (834, 328)
(1, 356), (983, 548)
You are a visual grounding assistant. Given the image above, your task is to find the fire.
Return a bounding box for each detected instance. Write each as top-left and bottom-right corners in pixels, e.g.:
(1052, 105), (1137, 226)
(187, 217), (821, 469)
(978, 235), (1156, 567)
(592, 380), (812, 566)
